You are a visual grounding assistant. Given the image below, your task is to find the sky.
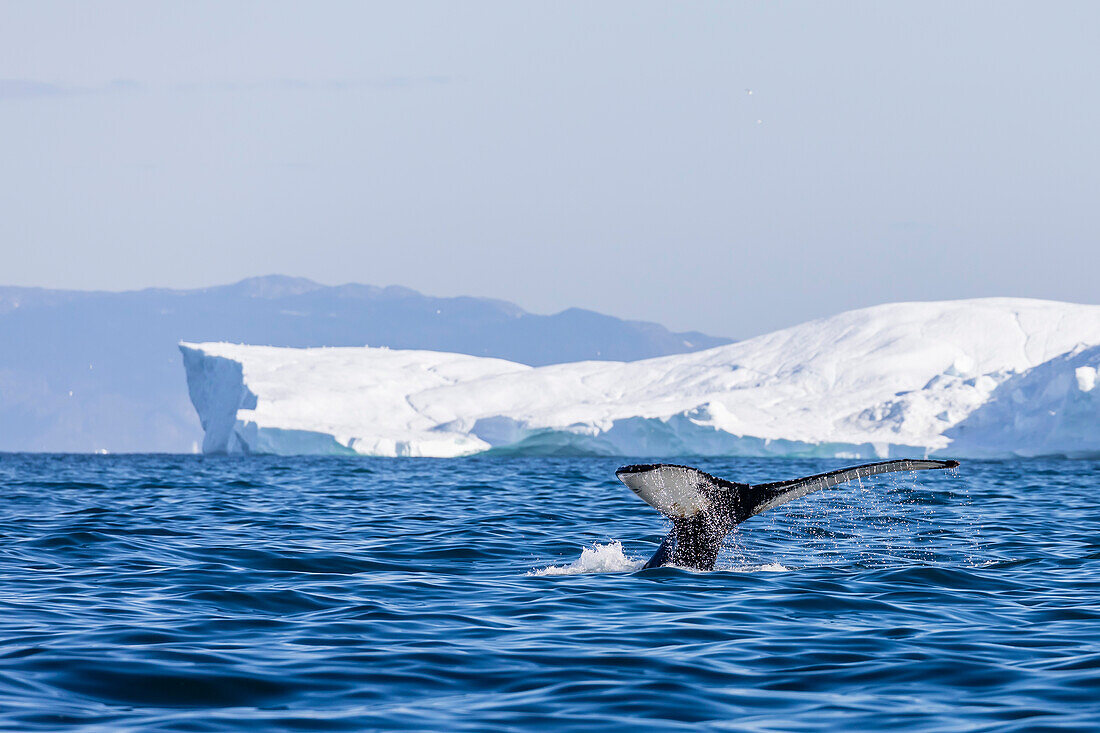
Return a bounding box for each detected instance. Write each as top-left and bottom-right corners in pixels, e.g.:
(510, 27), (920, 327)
(1, 1), (1097, 337)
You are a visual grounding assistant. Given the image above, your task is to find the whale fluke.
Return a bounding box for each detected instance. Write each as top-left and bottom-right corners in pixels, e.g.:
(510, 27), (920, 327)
(616, 459), (959, 570)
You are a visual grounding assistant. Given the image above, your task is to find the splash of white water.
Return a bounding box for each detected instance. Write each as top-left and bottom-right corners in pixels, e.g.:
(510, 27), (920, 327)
(529, 541), (645, 576)
(529, 541), (791, 576)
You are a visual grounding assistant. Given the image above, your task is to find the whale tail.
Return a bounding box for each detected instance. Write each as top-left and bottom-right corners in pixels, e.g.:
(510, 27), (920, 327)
(616, 459), (959, 570)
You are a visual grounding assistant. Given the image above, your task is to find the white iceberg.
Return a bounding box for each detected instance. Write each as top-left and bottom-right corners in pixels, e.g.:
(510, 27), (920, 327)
(181, 298), (1100, 459)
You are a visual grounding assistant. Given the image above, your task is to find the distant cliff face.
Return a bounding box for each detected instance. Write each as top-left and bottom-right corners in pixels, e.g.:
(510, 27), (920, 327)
(181, 298), (1100, 459)
(0, 276), (732, 452)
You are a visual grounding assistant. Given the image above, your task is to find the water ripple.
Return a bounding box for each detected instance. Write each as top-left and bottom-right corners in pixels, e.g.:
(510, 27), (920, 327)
(0, 454), (1098, 730)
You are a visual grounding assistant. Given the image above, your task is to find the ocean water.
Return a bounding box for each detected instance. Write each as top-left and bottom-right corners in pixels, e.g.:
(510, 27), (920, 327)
(1, 455), (1098, 731)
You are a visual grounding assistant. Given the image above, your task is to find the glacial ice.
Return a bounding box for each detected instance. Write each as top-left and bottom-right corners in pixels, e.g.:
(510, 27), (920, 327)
(180, 298), (1100, 459)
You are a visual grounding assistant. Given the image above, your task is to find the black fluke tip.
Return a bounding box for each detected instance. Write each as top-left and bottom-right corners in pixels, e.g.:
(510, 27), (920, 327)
(616, 463), (682, 475)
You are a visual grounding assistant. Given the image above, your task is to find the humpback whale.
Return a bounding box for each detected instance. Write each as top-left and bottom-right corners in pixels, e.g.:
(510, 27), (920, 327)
(616, 459), (959, 570)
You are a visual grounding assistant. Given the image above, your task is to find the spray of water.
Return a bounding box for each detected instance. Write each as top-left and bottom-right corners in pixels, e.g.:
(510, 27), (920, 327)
(528, 541), (644, 575)
(529, 540), (790, 576)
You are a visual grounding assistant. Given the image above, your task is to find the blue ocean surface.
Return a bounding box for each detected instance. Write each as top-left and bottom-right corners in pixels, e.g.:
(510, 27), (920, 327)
(1, 455), (1098, 731)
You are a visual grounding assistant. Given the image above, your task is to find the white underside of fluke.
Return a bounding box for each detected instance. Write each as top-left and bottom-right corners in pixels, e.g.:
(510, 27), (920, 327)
(617, 465), (713, 518)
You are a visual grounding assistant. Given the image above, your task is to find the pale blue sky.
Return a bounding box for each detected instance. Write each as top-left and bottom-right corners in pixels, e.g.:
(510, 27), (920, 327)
(1, 1), (1097, 336)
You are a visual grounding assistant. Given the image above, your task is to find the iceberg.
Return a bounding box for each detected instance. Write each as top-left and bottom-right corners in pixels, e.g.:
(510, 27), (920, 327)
(945, 344), (1100, 458)
(181, 298), (1100, 458)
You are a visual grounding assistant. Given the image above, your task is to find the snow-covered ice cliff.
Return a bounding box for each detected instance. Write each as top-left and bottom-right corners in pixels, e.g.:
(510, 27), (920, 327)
(181, 298), (1100, 458)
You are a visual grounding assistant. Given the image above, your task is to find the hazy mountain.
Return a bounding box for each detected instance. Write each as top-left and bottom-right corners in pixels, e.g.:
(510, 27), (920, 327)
(0, 275), (731, 452)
